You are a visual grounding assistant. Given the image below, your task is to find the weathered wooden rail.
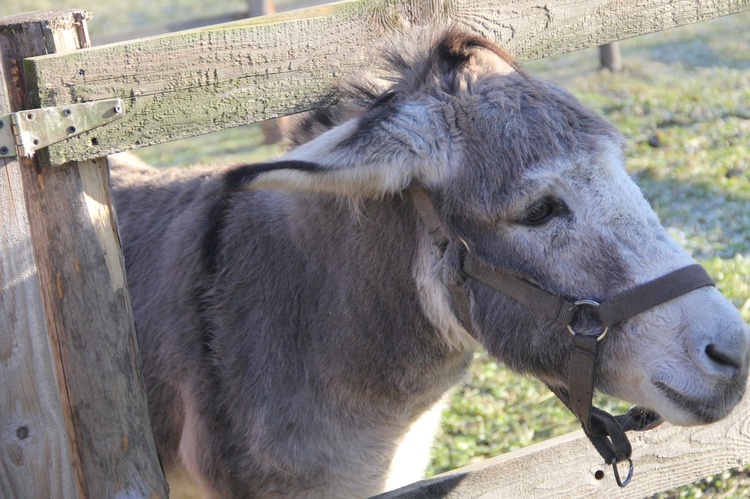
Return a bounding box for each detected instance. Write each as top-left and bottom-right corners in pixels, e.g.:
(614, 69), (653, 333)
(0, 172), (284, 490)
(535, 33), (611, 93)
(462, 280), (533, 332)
(378, 395), (750, 497)
(1, 1), (749, 497)
(22, 0), (750, 167)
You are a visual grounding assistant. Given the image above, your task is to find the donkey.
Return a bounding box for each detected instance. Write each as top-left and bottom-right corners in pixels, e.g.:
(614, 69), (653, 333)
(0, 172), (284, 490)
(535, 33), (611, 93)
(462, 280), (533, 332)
(110, 28), (750, 498)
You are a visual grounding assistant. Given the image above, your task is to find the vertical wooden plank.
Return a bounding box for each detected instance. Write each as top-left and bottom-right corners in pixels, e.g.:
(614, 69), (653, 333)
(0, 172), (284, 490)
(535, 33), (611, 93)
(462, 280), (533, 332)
(0, 10), (168, 498)
(0, 127), (78, 497)
(247, 0), (275, 17)
(599, 42), (622, 71)
(0, 12), (78, 499)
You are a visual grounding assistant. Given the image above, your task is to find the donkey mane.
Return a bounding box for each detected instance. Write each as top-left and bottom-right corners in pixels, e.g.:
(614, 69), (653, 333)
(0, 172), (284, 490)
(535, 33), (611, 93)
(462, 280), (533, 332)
(288, 28), (521, 148)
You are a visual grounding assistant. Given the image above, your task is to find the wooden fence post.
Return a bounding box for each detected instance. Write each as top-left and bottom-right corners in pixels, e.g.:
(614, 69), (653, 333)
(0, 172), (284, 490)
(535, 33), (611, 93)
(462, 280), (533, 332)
(599, 42), (623, 71)
(0, 28), (78, 499)
(0, 10), (167, 498)
(247, 0), (276, 17)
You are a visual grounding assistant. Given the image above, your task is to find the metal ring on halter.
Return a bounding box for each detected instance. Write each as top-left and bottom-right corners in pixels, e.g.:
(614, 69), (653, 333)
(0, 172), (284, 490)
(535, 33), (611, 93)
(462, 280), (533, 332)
(565, 300), (610, 342)
(611, 456), (634, 487)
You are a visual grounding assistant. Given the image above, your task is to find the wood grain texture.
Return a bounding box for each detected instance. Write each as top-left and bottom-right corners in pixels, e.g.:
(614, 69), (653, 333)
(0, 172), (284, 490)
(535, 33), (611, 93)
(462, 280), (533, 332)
(0, 12), (79, 499)
(23, 0), (750, 166)
(0, 159), (78, 499)
(376, 394), (750, 498)
(0, 10), (167, 498)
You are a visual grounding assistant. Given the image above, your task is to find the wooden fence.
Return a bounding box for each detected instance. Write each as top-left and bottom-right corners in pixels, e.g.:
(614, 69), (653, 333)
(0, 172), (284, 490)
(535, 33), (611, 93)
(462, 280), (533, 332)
(1, 1), (749, 497)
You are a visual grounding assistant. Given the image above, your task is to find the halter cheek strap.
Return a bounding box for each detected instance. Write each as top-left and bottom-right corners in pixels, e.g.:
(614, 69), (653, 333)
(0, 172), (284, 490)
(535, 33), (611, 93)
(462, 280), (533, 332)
(409, 185), (715, 487)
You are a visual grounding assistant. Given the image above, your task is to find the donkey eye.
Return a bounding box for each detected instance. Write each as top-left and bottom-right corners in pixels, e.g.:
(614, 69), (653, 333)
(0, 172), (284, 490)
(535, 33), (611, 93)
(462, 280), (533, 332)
(522, 198), (562, 226)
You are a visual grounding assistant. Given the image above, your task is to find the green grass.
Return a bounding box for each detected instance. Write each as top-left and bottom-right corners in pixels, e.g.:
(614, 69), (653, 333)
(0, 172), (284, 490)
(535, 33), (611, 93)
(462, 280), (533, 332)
(131, 122), (285, 167)
(3, 2), (749, 496)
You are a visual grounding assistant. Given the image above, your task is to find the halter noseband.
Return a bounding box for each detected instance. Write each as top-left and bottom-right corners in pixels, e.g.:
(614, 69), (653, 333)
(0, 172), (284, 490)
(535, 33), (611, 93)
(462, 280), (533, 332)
(409, 185), (715, 487)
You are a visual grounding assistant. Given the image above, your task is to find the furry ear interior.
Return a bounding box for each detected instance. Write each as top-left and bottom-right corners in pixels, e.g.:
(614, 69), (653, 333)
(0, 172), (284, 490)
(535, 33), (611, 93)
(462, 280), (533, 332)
(235, 105), (448, 198)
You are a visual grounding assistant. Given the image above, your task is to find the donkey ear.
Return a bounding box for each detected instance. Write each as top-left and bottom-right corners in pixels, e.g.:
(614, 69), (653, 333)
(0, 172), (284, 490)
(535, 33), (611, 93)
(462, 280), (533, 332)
(241, 104), (452, 198)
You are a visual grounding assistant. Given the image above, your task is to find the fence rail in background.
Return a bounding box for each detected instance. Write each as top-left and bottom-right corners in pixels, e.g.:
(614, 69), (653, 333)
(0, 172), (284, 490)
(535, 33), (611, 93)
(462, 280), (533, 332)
(23, 0), (750, 167)
(2, 1), (750, 497)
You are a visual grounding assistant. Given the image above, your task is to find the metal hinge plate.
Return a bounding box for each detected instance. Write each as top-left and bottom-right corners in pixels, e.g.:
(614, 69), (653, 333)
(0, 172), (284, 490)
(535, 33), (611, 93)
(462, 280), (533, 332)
(0, 99), (124, 160)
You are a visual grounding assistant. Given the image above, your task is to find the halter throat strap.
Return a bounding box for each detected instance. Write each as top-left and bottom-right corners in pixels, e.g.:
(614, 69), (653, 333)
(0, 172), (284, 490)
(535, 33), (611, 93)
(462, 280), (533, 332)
(408, 185), (715, 486)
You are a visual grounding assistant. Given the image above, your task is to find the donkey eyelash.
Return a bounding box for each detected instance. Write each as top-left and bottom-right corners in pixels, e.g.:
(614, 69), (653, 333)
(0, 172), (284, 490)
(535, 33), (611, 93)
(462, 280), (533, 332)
(519, 197), (568, 226)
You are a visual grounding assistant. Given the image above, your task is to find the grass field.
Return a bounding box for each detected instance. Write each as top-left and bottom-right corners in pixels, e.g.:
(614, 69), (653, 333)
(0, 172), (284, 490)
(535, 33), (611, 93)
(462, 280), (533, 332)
(3, 2), (749, 496)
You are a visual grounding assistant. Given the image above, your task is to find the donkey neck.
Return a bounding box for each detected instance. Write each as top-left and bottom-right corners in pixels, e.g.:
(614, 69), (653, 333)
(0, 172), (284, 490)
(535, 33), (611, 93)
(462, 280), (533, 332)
(217, 188), (472, 408)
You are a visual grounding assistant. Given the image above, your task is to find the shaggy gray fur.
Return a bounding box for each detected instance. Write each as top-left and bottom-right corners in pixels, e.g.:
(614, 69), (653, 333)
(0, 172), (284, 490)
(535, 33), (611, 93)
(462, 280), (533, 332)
(110, 28), (749, 498)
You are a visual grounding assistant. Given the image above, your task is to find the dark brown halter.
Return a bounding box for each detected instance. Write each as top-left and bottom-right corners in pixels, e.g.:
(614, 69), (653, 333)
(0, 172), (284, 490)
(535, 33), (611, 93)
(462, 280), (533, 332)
(409, 185), (715, 487)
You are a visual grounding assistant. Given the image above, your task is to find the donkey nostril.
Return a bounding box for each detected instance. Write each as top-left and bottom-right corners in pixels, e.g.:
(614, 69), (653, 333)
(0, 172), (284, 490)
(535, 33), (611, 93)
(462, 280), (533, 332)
(705, 344), (742, 371)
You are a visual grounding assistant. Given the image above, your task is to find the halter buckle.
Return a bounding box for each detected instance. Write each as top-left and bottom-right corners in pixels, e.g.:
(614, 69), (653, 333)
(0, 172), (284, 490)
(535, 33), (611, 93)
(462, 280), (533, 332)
(566, 300), (610, 342)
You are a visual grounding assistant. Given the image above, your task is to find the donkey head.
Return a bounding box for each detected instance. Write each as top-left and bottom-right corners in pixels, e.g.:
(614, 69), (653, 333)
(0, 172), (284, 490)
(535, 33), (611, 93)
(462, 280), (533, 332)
(240, 28), (749, 427)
